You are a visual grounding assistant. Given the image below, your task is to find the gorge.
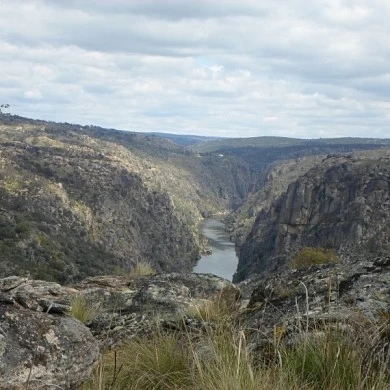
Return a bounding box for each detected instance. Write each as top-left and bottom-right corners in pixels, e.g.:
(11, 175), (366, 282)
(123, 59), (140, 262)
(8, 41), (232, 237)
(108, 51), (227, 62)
(0, 114), (389, 388)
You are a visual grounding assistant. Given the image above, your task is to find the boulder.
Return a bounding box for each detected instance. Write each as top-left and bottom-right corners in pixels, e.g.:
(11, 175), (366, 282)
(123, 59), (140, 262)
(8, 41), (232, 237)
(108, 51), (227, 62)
(0, 291), (99, 389)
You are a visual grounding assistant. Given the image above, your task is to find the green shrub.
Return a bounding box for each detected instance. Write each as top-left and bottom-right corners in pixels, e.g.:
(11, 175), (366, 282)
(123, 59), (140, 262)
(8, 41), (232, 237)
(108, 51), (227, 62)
(290, 247), (338, 269)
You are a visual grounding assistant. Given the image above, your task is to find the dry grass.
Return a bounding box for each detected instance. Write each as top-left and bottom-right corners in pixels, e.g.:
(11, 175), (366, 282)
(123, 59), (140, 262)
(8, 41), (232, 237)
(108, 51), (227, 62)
(81, 282), (389, 390)
(186, 288), (239, 322)
(69, 294), (100, 323)
(129, 261), (157, 277)
(290, 247), (339, 269)
(81, 316), (390, 390)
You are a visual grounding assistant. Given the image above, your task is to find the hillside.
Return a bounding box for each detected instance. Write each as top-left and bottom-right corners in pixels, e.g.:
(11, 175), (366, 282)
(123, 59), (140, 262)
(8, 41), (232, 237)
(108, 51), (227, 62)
(147, 132), (222, 146)
(225, 154), (326, 247)
(0, 116), (389, 389)
(193, 136), (390, 171)
(0, 116), (254, 282)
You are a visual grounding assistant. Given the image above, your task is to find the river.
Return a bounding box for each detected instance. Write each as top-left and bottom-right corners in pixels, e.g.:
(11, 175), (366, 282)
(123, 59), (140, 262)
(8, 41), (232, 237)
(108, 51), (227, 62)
(193, 218), (238, 281)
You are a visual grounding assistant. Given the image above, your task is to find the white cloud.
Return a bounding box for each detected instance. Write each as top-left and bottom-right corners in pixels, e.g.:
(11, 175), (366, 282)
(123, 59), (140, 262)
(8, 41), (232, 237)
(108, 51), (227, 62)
(0, 0), (390, 137)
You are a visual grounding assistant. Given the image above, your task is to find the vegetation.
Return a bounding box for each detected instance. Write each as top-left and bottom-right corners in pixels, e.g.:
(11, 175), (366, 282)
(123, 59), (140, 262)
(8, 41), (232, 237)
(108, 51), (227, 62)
(69, 294), (100, 323)
(192, 135), (390, 153)
(290, 247), (339, 269)
(186, 288), (239, 322)
(129, 261), (157, 277)
(0, 116), (254, 283)
(82, 320), (389, 389)
(0, 104), (10, 116)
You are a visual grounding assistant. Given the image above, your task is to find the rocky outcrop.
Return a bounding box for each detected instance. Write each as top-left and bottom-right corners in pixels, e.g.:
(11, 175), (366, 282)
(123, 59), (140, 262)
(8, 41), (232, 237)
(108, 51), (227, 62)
(241, 254), (390, 370)
(0, 277), (99, 389)
(234, 150), (390, 282)
(76, 273), (240, 346)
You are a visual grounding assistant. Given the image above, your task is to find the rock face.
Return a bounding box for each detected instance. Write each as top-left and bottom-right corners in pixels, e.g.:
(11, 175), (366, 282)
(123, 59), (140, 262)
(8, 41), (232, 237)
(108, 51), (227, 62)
(225, 155), (325, 248)
(234, 150), (390, 282)
(0, 277), (99, 389)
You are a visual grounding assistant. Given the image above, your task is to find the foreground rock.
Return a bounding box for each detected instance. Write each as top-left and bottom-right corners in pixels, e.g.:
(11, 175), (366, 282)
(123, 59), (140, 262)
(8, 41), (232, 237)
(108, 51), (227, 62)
(240, 253), (390, 370)
(0, 273), (239, 387)
(0, 278), (99, 389)
(76, 273), (240, 346)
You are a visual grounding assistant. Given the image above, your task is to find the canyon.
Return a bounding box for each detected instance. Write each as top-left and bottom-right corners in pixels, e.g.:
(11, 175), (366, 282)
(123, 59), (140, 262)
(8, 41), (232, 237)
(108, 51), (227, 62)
(0, 114), (389, 388)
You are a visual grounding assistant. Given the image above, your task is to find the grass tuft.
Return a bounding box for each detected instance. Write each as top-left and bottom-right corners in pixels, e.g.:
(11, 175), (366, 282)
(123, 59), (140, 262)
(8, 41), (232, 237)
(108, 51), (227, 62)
(290, 247), (339, 269)
(83, 332), (191, 390)
(82, 318), (390, 390)
(129, 261), (157, 278)
(69, 294), (100, 323)
(186, 288), (239, 322)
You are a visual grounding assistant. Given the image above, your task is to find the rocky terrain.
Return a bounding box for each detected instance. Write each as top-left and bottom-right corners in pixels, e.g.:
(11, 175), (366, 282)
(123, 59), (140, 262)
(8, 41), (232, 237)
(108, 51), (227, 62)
(0, 273), (239, 388)
(234, 149), (390, 282)
(225, 155), (326, 248)
(0, 261), (388, 388)
(2, 114), (390, 285)
(0, 115), (389, 388)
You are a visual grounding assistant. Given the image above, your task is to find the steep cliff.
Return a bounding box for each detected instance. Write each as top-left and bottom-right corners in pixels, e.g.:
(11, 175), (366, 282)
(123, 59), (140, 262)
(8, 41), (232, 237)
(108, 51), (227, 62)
(234, 149), (390, 282)
(225, 155), (326, 248)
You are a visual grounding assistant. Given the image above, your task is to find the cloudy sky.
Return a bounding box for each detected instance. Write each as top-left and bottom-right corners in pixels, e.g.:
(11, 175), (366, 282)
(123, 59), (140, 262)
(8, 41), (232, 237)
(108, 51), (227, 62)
(1, 0), (390, 138)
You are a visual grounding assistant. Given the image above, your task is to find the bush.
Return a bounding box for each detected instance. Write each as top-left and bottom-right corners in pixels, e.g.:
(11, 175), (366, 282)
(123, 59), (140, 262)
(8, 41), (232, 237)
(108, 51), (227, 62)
(290, 247), (338, 269)
(15, 221), (32, 235)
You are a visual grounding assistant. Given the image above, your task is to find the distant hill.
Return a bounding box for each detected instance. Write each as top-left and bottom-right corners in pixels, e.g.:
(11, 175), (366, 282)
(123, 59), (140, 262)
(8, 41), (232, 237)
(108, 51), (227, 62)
(192, 136), (390, 153)
(147, 132), (223, 146)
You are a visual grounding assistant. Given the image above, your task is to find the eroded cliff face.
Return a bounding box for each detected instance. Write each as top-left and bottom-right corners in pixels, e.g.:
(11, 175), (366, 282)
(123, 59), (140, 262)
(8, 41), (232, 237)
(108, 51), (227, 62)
(234, 150), (390, 282)
(225, 155), (326, 248)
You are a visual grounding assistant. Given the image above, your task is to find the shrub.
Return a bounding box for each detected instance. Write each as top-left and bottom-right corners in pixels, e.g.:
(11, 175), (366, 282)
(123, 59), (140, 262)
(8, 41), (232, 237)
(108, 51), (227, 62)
(290, 247), (338, 269)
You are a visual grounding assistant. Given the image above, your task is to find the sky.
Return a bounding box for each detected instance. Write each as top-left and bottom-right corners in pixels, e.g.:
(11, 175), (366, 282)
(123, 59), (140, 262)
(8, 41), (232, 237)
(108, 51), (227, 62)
(1, 0), (390, 138)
